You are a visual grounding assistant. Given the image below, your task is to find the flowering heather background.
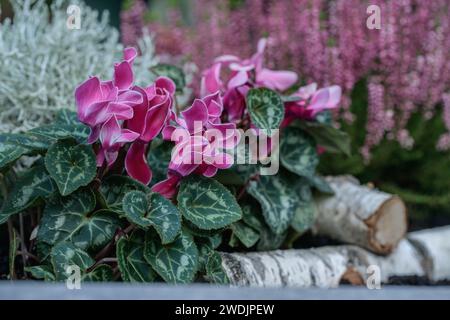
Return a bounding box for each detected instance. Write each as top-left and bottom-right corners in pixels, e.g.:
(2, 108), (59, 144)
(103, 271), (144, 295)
(121, 0), (450, 223)
(121, 0), (450, 155)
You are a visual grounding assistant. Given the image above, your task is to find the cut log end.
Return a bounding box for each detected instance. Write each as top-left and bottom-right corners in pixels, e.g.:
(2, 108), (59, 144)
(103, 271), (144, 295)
(314, 176), (408, 255)
(367, 195), (408, 254)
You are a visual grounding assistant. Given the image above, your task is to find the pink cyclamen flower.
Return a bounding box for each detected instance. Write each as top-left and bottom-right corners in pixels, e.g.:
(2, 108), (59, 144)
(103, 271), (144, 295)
(152, 93), (239, 198)
(75, 47), (173, 185)
(283, 83), (342, 126)
(200, 38), (298, 97)
(124, 76), (176, 185)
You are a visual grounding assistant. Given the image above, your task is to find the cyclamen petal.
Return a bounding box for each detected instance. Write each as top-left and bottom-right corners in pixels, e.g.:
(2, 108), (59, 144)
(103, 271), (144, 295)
(202, 91), (223, 118)
(297, 83), (318, 100)
(181, 99), (209, 134)
(114, 61), (134, 91)
(228, 70), (249, 89)
(124, 47), (137, 65)
(100, 115), (122, 149)
(155, 76), (176, 95)
(117, 90), (143, 106)
(199, 165), (218, 178)
(75, 77), (102, 121)
(141, 96), (171, 142)
(201, 63), (222, 97)
(327, 86), (342, 108)
(125, 141), (152, 185)
(256, 68), (298, 91)
(151, 173), (181, 199)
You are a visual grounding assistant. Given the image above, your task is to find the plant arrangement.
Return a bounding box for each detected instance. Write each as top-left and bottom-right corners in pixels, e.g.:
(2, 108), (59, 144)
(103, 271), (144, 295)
(0, 40), (349, 283)
(121, 0), (450, 221)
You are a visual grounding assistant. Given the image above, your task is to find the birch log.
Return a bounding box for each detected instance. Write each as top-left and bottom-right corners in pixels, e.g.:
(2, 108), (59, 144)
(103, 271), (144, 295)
(345, 240), (426, 283)
(221, 247), (350, 288)
(408, 226), (450, 281)
(221, 227), (450, 287)
(313, 176), (407, 255)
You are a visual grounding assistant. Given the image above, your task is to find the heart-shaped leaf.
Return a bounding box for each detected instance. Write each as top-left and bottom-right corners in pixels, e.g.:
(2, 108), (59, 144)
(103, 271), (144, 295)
(83, 264), (114, 282)
(295, 120), (351, 156)
(247, 170), (299, 235)
(0, 133), (51, 151)
(116, 230), (156, 282)
(144, 230), (198, 284)
(0, 165), (56, 224)
(246, 88), (284, 132)
(178, 175), (242, 230)
(205, 251), (229, 284)
(45, 139), (96, 196)
(100, 175), (150, 213)
(55, 109), (79, 125)
(280, 126), (318, 178)
(25, 265), (56, 281)
(37, 189), (119, 250)
(122, 191), (181, 244)
(30, 123), (90, 144)
(230, 221), (260, 248)
(50, 241), (95, 281)
(290, 183), (316, 233)
(0, 142), (29, 171)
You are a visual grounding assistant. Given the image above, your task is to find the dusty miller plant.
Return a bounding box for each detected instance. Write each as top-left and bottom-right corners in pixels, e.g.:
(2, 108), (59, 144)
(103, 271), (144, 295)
(0, 0), (158, 133)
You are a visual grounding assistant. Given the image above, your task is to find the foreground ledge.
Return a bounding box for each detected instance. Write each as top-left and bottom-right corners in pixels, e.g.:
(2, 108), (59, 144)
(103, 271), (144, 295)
(0, 282), (450, 300)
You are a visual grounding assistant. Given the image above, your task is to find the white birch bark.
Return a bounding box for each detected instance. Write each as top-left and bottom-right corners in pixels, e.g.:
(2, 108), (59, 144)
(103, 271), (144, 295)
(408, 226), (450, 281)
(313, 176), (407, 254)
(221, 247), (350, 288)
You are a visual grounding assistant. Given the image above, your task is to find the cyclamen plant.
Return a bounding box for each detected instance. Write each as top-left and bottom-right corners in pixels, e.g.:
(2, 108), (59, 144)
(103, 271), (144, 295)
(0, 40), (349, 284)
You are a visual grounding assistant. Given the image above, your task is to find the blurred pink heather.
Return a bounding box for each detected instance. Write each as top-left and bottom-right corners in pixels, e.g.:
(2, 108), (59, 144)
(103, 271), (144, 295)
(121, 0), (450, 157)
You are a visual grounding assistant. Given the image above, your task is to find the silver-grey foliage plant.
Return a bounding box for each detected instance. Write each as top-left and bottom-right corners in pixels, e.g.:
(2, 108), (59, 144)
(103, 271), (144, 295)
(0, 0), (158, 133)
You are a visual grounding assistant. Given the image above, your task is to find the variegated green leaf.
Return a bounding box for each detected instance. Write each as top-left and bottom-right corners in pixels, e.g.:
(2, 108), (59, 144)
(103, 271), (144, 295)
(240, 202), (286, 251)
(247, 171), (299, 235)
(257, 226), (287, 251)
(184, 220), (224, 238)
(147, 192), (181, 244)
(197, 242), (214, 274)
(116, 230), (156, 282)
(291, 200), (317, 234)
(37, 189), (119, 250)
(100, 175), (150, 212)
(230, 221), (260, 248)
(205, 251), (229, 285)
(280, 126), (318, 178)
(291, 183), (316, 233)
(45, 139), (96, 196)
(147, 139), (172, 186)
(30, 123), (90, 144)
(151, 64), (186, 92)
(178, 175), (242, 230)
(0, 133), (50, 151)
(295, 120), (351, 156)
(246, 88), (284, 133)
(55, 109), (79, 125)
(122, 191), (181, 244)
(196, 234), (222, 273)
(0, 142), (29, 171)
(25, 265), (56, 281)
(0, 165), (56, 224)
(241, 204), (265, 232)
(50, 241), (95, 281)
(83, 264), (114, 282)
(144, 230), (198, 284)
